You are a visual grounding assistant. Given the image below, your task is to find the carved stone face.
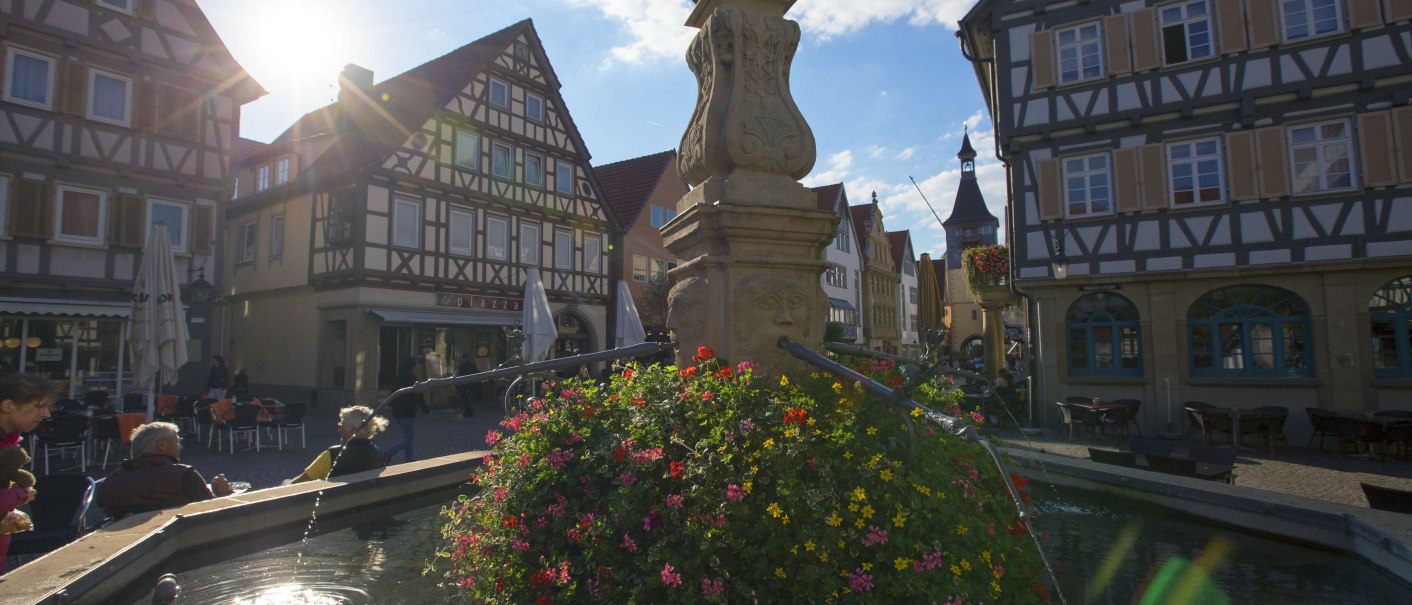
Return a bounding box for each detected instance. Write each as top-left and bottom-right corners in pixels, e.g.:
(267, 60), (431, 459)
(732, 274), (812, 362)
(666, 277), (706, 354)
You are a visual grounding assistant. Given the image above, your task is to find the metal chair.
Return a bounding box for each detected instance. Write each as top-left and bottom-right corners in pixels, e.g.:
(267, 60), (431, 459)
(158, 395), (201, 438)
(122, 392), (146, 413)
(53, 398), (87, 414)
(1056, 401), (1106, 441)
(207, 399), (234, 448)
(1242, 406), (1291, 454)
(82, 390), (111, 412)
(1183, 401), (1217, 440)
(272, 402), (308, 449)
(34, 415), (88, 474)
(1106, 398), (1143, 438)
(1373, 411), (1412, 459)
(219, 403), (262, 453)
(5, 473), (95, 560)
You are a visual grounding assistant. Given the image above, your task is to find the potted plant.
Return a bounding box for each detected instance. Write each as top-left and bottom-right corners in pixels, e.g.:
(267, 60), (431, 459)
(962, 244), (1010, 302)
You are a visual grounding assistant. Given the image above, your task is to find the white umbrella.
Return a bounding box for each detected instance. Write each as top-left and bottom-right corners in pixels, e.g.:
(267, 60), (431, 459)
(128, 223), (190, 421)
(614, 280), (647, 347)
(521, 268), (557, 362)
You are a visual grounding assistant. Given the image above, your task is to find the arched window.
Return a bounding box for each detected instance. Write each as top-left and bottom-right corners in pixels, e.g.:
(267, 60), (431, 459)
(1370, 276), (1412, 379)
(1187, 285), (1312, 377)
(1065, 292), (1142, 377)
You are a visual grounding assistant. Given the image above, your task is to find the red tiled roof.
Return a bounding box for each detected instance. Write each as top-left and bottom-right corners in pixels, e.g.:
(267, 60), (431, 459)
(594, 150), (675, 227)
(887, 230), (910, 268)
(812, 183), (842, 212)
(849, 204), (872, 251)
(232, 137), (268, 165)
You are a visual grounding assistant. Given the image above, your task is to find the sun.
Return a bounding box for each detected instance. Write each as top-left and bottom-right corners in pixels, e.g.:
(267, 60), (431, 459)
(241, 0), (353, 99)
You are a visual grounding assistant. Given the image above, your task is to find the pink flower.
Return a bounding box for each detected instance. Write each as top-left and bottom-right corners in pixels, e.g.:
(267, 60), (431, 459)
(484, 430), (502, 446)
(700, 576), (724, 596)
(547, 448), (574, 470)
(848, 568), (874, 592)
(666, 494), (684, 509)
(643, 510), (663, 532)
(726, 484), (746, 502)
(620, 533), (638, 552)
(736, 360), (758, 374)
(701, 390), (713, 401)
(661, 563), (682, 587)
(863, 525), (888, 546)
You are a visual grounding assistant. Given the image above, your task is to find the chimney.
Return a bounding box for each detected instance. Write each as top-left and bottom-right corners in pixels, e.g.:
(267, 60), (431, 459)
(337, 64), (374, 107)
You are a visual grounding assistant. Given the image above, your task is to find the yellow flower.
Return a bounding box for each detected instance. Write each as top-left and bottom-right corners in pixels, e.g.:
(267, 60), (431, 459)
(832, 381), (843, 394)
(861, 504), (874, 519)
(819, 552), (828, 562)
(894, 557), (911, 571)
(961, 559), (972, 572)
(842, 451), (853, 460)
(913, 484), (932, 496)
(854, 518), (865, 529)
(910, 407), (923, 417)
(879, 469), (893, 481)
(991, 581), (1002, 594)
(776, 567), (787, 579)
(862, 562), (873, 572)
(780, 375), (790, 387)
(827, 512), (842, 527)
(806, 417), (816, 426)
(838, 540), (845, 549)
(951, 564), (962, 577)
(891, 511), (907, 527)
(782, 514), (790, 525)
(848, 503), (859, 512)
(866, 426), (877, 435)
(791, 545), (799, 555)
(767, 502), (783, 518)
(851, 487), (866, 501)
(763, 438), (775, 449)
(804, 540), (816, 551)
(744, 481), (753, 493)
(955, 523), (969, 535)
(785, 427), (799, 438)
(980, 550), (992, 564)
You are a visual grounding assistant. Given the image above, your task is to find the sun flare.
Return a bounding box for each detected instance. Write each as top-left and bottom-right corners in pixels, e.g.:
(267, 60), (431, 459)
(242, 0), (353, 99)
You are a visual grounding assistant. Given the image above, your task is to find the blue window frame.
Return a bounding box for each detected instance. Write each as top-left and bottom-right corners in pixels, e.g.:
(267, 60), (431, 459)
(1188, 285), (1312, 377)
(1371, 276), (1412, 379)
(1066, 292), (1142, 377)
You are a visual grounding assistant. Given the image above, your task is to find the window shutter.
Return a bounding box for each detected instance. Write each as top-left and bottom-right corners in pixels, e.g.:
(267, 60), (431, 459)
(1389, 0), (1412, 23)
(1248, 0), (1280, 49)
(1138, 144), (1168, 210)
(1031, 30), (1056, 90)
(1130, 9), (1161, 72)
(1113, 147), (1142, 213)
(1392, 106), (1412, 183)
(1358, 111), (1397, 187)
(1215, 0), (1248, 54)
(109, 194), (145, 247)
(133, 80), (156, 131)
(1226, 131), (1259, 201)
(1038, 158), (1062, 221)
(1103, 15), (1132, 76)
(60, 60), (87, 116)
(11, 180), (52, 238)
(1254, 126), (1290, 198)
(191, 204), (213, 255)
(1348, 0), (1385, 28)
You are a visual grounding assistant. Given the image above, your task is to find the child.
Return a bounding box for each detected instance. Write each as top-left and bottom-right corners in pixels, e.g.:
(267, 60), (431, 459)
(0, 374), (57, 574)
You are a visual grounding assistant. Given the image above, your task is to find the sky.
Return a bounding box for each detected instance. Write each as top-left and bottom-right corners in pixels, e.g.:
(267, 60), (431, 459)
(199, 0), (1005, 259)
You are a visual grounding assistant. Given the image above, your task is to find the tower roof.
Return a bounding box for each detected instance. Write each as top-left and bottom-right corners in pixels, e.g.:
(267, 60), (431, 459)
(944, 130), (997, 226)
(957, 130), (976, 161)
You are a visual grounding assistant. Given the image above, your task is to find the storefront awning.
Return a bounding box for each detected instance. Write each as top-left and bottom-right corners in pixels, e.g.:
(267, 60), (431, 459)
(367, 308), (518, 327)
(0, 298), (131, 318)
(828, 298), (855, 310)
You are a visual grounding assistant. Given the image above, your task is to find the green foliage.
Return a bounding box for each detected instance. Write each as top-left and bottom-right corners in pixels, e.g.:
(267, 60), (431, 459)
(435, 349), (1049, 603)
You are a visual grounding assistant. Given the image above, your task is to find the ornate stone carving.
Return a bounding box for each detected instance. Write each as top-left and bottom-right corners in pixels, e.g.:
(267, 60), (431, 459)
(665, 276), (708, 357)
(678, 4), (815, 189)
(731, 274), (813, 365)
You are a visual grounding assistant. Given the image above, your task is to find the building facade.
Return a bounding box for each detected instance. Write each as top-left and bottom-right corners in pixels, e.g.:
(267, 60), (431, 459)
(942, 132), (1002, 360)
(595, 149), (687, 343)
(961, 0), (1412, 438)
(889, 230), (921, 357)
(0, 0), (261, 395)
(814, 183), (864, 344)
(851, 195), (901, 352)
(225, 20), (613, 403)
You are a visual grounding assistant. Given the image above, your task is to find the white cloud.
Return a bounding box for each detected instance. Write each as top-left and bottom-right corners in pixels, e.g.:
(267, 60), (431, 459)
(565, 0), (695, 66)
(879, 90), (889, 97)
(792, 0), (976, 39)
(894, 147), (915, 161)
(801, 149), (854, 187)
(866, 145), (887, 159)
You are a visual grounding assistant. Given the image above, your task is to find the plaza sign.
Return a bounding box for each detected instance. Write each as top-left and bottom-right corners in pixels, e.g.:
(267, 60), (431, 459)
(436, 293), (524, 312)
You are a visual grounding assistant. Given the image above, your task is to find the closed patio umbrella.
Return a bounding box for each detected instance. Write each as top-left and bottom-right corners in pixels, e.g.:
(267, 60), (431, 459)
(917, 253), (945, 343)
(127, 223), (189, 421)
(521, 269), (557, 363)
(614, 280), (647, 348)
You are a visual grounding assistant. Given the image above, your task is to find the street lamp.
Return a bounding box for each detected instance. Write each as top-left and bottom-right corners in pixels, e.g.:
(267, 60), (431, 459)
(1050, 243), (1069, 280)
(188, 265), (217, 304)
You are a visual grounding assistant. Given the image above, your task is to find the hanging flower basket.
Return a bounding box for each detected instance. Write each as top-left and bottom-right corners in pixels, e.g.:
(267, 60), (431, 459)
(963, 244), (1010, 301)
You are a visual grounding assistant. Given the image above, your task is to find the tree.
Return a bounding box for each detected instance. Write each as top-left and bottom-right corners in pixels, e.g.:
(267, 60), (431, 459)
(638, 274), (675, 327)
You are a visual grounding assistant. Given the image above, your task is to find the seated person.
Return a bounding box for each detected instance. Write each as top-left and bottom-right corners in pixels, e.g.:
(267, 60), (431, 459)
(292, 406), (388, 483)
(95, 422), (233, 519)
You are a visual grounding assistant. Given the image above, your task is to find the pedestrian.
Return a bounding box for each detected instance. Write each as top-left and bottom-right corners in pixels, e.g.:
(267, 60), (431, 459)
(384, 356), (430, 463)
(456, 355), (479, 418)
(0, 374), (54, 574)
(206, 355), (231, 400)
(291, 406), (387, 483)
(94, 422), (234, 521)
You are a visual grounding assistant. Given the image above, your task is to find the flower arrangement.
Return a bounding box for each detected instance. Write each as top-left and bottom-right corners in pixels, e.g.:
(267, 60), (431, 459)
(962, 244), (1010, 301)
(436, 347), (1049, 603)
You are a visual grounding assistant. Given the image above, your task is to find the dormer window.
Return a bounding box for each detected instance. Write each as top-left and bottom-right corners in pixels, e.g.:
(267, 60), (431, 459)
(276, 157), (290, 185)
(514, 43), (529, 61)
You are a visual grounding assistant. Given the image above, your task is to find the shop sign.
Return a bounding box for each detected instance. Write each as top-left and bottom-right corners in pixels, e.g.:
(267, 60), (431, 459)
(436, 293), (523, 312)
(34, 348), (62, 362)
(1080, 283), (1121, 291)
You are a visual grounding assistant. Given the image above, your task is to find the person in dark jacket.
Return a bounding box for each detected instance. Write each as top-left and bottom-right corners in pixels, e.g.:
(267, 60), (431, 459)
(383, 357), (430, 463)
(292, 406), (387, 483)
(206, 355), (230, 399)
(456, 355), (479, 418)
(96, 422), (233, 519)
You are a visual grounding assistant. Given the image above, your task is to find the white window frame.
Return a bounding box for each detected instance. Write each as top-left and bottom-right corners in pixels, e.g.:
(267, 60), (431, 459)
(519, 222), (540, 266)
(1160, 1), (1214, 65)
(1056, 22), (1104, 84)
(275, 158), (290, 185)
(524, 151), (544, 187)
(3, 48), (56, 110)
(514, 42), (530, 61)
(555, 161), (574, 195)
(554, 228), (574, 270)
(486, 214), (509, 261)
(268, 213), (285, 259)
(54, 185), (108, 245)
(583, 234), (602, 274)
(1282, 0), (1343, 42)
(235, 220), (257, 264)
(632, 254), (649, 282)
(449, 206), (475, 258)
(1063, 153), (1113, 217)
(87, 68), (132, 126)
(488, 77), (510, 109)
(146, 199), (188, 253)
(491, 142), (513, 179)
(649, 204), (677, 228)
(391, 197), (422, 250)
(256, 165), (270, 192)
(96, 0), (132, 13)
(526, 92), (544, 122)
(835, 223), (850, 252)
(0, 176), (8, 236)
(1168, 137), (1225, 207)
(1289, 119), (1356, 195)
(454, 129), (480, 170)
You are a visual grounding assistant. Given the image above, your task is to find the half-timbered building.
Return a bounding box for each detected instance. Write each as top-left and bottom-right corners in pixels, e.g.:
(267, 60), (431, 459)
(0, 0), (262, 396)
(960, 0), (1412, 439)
(851, 195), (901, 353)
(813, 183), (864, 344)
(595, 149), (686, 343)
(224, 20), (613, 402)
(888, 230), (921, 357)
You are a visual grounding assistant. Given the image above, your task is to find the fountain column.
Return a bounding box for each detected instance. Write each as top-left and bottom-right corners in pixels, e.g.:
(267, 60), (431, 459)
(662, 0), (837, 374)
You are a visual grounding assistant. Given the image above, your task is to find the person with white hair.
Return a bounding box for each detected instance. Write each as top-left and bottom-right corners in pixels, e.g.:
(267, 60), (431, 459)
(292, 406), (388, 483)
(95, 422), (233, 519)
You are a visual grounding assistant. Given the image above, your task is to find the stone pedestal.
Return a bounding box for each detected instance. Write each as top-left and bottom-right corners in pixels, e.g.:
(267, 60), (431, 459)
(975, 284), (1019, 380)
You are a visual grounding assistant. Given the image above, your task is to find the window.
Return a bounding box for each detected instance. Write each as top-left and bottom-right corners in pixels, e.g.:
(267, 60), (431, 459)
(554, 228), (574, 270)
(556, 161), (574, 195)
(1056, 23), (1103, 84)
(525, 152), (544, 187)
(455, 129), (479, 170)
(1282, 0), (1342, 41)
(1168, 138), (1224, 206)
(449, 206), (475, 257)
(392, 197), (422, 249)
(519, 222), (540, 265)
(489, 77), (509, 108)
(1066, 293), (1143, 377)
(235, 220), (257, 264)
(909, 287), (918, 304)
(1063, 153), (1112, 217)
(584, 235), (602, 274)
(97, 0), (131, 12)
(1290, 121), (1354, 194)
(276, 158), (290, 185)
(632, 254), (649, 282)
(486, 215), (508, 260)
(54, 186), (106, 244)
(650, 204), (677, 228)
(88, 69), (131, 126)
(514, 43), (529, 61)
(147, 200), (187, 252)
(1161, 1), (1213, 65)
(1371, 276), (1412, 379)
(269, 213), (285, 259)
(835, 222), (850, 252)
(4, 48), (55, 109)
(651, 259), (671, 283)
(492, 142), (513, 179)
(256, 165), (270, 192)
(1188, 285), (1312, 377)
(902, 258), (915, 276)
(825, 265), (847, 288)
(526, 92), (544, 122)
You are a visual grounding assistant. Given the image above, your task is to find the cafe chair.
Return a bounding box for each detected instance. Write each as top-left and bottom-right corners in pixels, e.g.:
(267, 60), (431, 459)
(1066, 396), (1098, 404)
(5, 473), (95, 563)
(207, 399), (235, 448)
(122, 392), (147, 413)
(1242, 406), (1292, 454)
(35, 415), (88, 474)
(1188, 444), (1238, 484)
(82, 390), (112, 412)
(219, 403), (263, 454)
(1361, 482), (1412, 514)
(271, 402), (308, 450)
(1087, 448), (1137, 468)
(1056, 401), (1106, 441)
(1373, 411), (1412, 460)
(1183, 401), (1217, 440)
(1187, 405), (1233, 445)
(1144, 454), (1199, 478)
(157, 396), (201, 438)
(1106, 398), (1143, 438)
(53, 398), (87, 414)
(1128, 437), (1176, 458)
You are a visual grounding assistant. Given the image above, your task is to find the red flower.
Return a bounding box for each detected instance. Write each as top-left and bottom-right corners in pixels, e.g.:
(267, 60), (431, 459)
(692, 346), (715, 363)
(701, 391), (713, 402)
(623, 368), (635, 380)
(669, 460), (684, 478)
(783, 408), (808, 425)
(680, 367), (697, 378)
(715, 368), (732, 379)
